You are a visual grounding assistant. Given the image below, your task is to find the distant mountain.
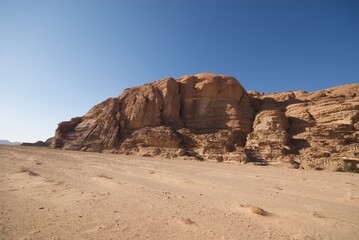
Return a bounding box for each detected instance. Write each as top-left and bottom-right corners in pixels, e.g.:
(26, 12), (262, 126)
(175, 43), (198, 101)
(0, 140), (21, 145)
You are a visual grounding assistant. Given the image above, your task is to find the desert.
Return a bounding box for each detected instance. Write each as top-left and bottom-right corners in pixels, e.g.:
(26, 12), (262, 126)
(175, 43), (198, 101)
(1, 145), (359, 239)
(1, 73), (358, 240)
(1, 1), (358, 239)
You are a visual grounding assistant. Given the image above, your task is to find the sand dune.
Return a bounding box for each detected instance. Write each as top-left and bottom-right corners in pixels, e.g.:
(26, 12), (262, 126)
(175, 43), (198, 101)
(0, 145), (358, 240)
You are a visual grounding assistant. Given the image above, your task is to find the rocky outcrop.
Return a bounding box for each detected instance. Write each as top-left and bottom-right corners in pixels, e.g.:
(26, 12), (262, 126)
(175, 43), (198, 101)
(52, 73), (255, 158)
(245, 98), (292, 163)
(247, 84), (359, 169)
(21, 138), (53, 147)
(52, 73), (359, 169)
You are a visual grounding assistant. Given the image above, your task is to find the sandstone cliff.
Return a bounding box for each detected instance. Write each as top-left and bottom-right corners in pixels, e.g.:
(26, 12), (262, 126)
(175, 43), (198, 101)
(52, 73), (359, 169)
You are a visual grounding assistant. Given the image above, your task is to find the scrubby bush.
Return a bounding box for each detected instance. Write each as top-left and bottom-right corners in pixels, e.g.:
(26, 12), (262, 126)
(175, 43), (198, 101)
(308, 163), (316, 169)
(341, 162), (357, 173)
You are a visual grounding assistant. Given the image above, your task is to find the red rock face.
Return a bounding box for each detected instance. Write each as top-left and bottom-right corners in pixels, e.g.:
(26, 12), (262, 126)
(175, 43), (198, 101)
(52, 73), (359, 168)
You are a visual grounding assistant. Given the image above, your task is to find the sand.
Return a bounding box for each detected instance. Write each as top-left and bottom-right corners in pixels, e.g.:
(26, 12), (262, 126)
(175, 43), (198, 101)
(0, 145), (358, 240)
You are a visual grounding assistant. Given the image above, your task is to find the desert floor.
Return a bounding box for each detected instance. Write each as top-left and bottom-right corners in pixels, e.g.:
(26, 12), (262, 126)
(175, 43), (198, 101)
(0, 146), (358, 240)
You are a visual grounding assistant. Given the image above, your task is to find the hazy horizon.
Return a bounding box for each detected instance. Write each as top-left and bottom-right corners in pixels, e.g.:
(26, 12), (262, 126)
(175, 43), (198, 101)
(1, 0), (358, 142)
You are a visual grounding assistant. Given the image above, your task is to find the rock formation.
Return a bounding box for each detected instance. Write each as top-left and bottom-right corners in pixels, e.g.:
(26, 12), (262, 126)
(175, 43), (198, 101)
(21, 138), (53, 147)
(52, 73), (359, 169)
(247, 85), (359, 169)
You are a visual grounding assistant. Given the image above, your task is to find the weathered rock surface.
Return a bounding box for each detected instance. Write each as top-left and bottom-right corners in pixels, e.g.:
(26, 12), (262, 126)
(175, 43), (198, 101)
(247, 84), (359, 169)
(52, 73), (359, 169)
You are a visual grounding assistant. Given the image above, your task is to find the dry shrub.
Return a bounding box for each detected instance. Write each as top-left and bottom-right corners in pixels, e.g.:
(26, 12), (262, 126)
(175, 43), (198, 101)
(20, 166), (30, 173)
(28, 170), (39, 176)
(308, 163), (316, 169)
(313, 211), (325, 218)
(97, 173), (113, 179)
(341, 162), (357, 173)
(178, 218), (195, 225)
(250, 206), (268, 216)
(20, 166), (39, 176)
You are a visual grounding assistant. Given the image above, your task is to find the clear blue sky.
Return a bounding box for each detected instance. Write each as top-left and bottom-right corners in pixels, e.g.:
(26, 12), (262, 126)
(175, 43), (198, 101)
(0, 0), (358, 142)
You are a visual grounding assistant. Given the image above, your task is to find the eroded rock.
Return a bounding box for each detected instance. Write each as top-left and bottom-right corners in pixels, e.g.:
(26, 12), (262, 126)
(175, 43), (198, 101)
(52, 73), (359, 168)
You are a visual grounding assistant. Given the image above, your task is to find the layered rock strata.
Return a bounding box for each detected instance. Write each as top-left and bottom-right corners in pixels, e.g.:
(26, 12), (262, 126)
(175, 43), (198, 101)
(52, 73), (359, 169)
(247, 85), (359, 168)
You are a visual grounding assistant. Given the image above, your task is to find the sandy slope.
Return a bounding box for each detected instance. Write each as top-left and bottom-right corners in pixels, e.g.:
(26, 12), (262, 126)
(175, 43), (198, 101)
(0, 146), (358, 240)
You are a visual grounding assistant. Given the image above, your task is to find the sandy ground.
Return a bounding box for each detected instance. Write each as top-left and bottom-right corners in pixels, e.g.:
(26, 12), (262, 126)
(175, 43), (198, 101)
(0, 146), (358, 240)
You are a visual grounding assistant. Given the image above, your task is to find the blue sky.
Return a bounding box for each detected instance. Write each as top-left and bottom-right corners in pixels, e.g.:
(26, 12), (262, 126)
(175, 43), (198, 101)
(0, 0), (358, 142)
